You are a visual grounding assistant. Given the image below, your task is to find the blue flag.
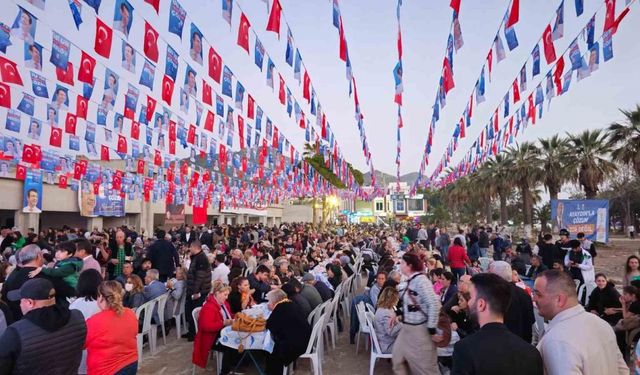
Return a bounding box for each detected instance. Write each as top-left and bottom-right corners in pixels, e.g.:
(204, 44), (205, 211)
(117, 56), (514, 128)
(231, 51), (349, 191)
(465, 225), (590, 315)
(504, 26), (519, 51)
(575, 0), (583, 16)
(139, 59), (155, 90)
(222, 66), (233, 97)
(84, 0), (101, 13)
(535, 84), (544, 105)
(294, 49), (302, 82)
(266, 58), (274, 89)
(503, 93), (509, 118)
(256, 106), (263, 131)
(310, 90), (316, 115)
(216, 94), (224, 116)
(69, 1), (83, 29)
(432, 99), (440, 122)
(168, 0), (186, 38)
(602, 30), (613, 62)
(332, 0), (340, 28)
(165, 45), (179, 81)
(586, 16), (595, 49)
(0, 23), (11, 53)
(552, 1), (564, 40)
(562, 70), (572, 94)
(17, 93), (35, 116)
(286, 88), (292, 117)
(221, 0), (233, 26)
(83, 78), (95, 99)
(476, 68), (486, 103)
(532, 44), (540, 76)
(254, 38), (265, 70)
(235, 81), (245, 110)
(285, 29), (293, 66)
(30, 72), (48, 98)
(50, 32), (71, 70)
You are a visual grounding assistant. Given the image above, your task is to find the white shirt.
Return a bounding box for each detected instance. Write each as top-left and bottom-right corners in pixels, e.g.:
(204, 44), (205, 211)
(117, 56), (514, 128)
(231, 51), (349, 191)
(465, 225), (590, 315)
(211, 263), (230, 284)
(537, 304), (628, 375)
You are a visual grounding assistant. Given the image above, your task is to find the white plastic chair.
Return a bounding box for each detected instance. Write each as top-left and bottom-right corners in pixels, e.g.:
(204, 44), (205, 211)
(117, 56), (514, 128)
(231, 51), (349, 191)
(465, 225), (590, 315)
(308, 300), (330, 327)
(283, 312), (326, 375)
(153, 293), (170, 346)
(135, 299), (158, 360)
(478, 257), (491, 272)
(364, 312), (392, 375)
(324, 287), (342, 350)
(173, 290), (188, 339)
(355, 302), (370, 355)
(192, 306), (202, 334)
(191, 306), (223, 375)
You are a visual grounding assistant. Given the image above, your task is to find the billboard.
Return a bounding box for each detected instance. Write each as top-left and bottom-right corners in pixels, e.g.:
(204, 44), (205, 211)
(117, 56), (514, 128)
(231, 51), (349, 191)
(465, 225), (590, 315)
(164, 203), (185, 226)
(551, 199), (609, 243)
(78, 182), (125, 217)
(23, 171), (42, 213)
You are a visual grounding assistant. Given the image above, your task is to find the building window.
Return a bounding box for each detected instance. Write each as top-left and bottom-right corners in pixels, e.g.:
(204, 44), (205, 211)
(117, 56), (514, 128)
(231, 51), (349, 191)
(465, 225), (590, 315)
(375, 201), (384, 211)
(395, 200), (405, 212)
(407, 199), (424, 211)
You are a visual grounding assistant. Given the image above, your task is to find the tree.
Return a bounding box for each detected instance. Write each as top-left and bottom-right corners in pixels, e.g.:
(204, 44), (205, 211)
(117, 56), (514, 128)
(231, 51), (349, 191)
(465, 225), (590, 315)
(568, 129), (617, 199)
(608, 105), (640, 177)
(534, 202), (551, 233)
(505, 142), (542, 238)
(482, 154), (511, 225)
(538, 135), (572, 202)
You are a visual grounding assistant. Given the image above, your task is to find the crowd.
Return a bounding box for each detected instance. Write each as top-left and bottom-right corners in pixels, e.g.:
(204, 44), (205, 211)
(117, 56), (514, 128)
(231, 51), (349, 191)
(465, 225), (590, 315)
(0, 221), (637, 374)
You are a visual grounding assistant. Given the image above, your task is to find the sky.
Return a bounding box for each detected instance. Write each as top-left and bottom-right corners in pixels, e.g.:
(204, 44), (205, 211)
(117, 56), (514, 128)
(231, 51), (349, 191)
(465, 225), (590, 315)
(200, 0), (640, 178)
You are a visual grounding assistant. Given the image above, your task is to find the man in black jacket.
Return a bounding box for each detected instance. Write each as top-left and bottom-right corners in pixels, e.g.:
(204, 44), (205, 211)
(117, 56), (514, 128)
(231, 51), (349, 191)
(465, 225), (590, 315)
(452, 273), (543, 375)
(147, 230), (180, 282)
(489, 261), (535, 343)
(537, 234), (560, 270)
(0, 278), (86, 374)
(184, 240), (211, 341)
(248, 265), (274, 303)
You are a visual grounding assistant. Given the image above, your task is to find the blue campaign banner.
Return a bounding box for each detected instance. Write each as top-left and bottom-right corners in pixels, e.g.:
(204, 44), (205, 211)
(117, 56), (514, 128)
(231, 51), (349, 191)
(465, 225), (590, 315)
(23, 171), (43, 213)
(551, 199), (609, 243)
(79, 182), (125, 217)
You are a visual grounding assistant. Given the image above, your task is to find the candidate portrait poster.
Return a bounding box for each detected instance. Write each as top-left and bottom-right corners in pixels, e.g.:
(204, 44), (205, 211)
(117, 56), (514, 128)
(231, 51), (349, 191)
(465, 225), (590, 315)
(23, 170), (42, 213)
(551, 199), (609, 243)
(78, 181), (125, 217)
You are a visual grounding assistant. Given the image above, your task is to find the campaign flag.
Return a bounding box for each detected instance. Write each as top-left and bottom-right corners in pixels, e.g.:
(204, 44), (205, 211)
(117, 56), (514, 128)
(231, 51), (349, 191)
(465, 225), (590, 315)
(575, 0), (584, 16)
(506, 0), (520, 27)
(208, 47), (222, 83)
(124, 84), (139, 119)
(602, 30), (613, 62)
(0, 82), (11, 108)
(504, 26), (519, 51)
(266, 0), (282, 37)
(222, 66), (233, 97)
(143, 21), (159, 62)
(475, 68), (485, 103)
(285, 29), (294, 66)
(494, 35), (506, 62)
(0, 56), (23, 85)
(520, 66), (527, 91)
(0, 23), (11, 53)
(266, 58), (275, 89)
(168, 0), (186, 38)
(76, 95), (88, 119)
(69, 0), (83, 29)
(569, 40), (582, 70)
(94, 18), (113, 58)
(254, 38), (265, 70)
(139, 59), (155, 90)
(453, 16), (464, 51)
(162, 75), (175, 105)
(165, 45), (179, 81)
(222, 0), (233, 26)
(238, 12), (251, 52)
(393, 61), (403, 104)
(550, 199), (609, 242)
(532, 44), (541, 77)
(5, 109), (20, 132)
(235, 81), (244, 110)
(50, 32), (71, 70)
(542, 24), (556, 63)
(56, 62), (74, 86)
(294, 50), (302, 82)
(562, 70), (572, 94)
(17, 93), (34, 116)
(256, 106), (263, 131)
(286, 88), (292, 116)
(552, 1), (564, 40)
(503, 93), (509, 117)
(589, 42), (600, 72)
(586, 16), (595, 49)
(85, 0), (102, 13)
(216, 94), (224, 116)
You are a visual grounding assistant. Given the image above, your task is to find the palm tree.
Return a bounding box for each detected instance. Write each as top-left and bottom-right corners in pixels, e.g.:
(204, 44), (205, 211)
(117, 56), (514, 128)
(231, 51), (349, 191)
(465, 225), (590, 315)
(568, 129), (617, 199)
(505, 142), (542, 237)
(482, 154), (511, 225)
(608, 105), (640, 177)
(538, 135), (573, 201)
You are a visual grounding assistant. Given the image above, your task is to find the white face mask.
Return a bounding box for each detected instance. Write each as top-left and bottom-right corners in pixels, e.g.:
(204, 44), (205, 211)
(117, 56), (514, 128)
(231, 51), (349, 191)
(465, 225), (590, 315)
(125, 283), (133, 292)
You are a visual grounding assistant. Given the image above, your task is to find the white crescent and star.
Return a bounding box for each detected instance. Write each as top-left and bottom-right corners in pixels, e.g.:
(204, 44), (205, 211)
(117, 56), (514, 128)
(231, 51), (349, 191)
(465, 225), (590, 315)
(97, 26), (108, 45)
(4, 62), (16, 77)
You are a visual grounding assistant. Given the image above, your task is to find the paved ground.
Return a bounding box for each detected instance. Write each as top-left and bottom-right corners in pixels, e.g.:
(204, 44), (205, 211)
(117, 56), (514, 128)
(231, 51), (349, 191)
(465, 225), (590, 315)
(139, 237), (640, 374)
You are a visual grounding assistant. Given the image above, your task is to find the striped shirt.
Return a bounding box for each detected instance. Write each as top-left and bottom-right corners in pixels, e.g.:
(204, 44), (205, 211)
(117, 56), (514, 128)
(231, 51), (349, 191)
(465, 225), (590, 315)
(399, 272), (441, 329)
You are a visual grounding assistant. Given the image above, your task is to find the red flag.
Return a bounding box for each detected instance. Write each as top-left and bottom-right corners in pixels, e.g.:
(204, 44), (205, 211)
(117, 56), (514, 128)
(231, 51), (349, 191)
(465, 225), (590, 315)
(442, 58), (455, 93)
(604, 0), (616, 32)
(50, 127), (63, 147)
(459, 118), (466, 139)
(299, 111), (305, 129)
(553, 56), (564, 95)
(76, 95), (88, 119)
(278, 74), (285, 104)
(146, 95), (156, 121)
(101, 145), (110, 161)
(145, 0), (160, 13)
(58, 175), (68, 189)
(303, 71), (311, 102)
(450, 0), (461, 13)
(247, 95), (255, 119)
(123, 104), (135, 120)
(169, 139), (176, 155)
(22, 144), (38, 164)
(613, 6), (629, 34)
(542, 24), (556, 64)
(78, 51), (96, 84)
(65, 113), (77, 135)
(117, 134), (128, 154)
(512, 79), (520, 103)
(187, 124), (196, 144)
(131, 121), (140, 140)
(272, 127), (279, 148)
(0, 56), (23, 85)
(238, 115), (245, 150)
(193, 200), (207, 225)
(202, 80), (212, 105)
(93, 182), (100, 195)
(15, 164), (26, 180)
(168, 120), (176, 140)
(238, 13), (251, 52)
(94, 18), (113, 58)
(493, 109), (499, 132)
(486, 49), (493, 80)
(0, 82), (10, 108)
(204, 111), (214, 131)
(266, 0), (282, 37)
(144, 21), (159, 63)
(112, 170), (123, 191)
(321, 115), (327, 139)
(137, 159), (145, 174)
(208, 47), (222, 83)
(56, 62), (74, 85)
(162, 75), (175, 105)
(528, 94), (536, 124)
(506, 0), (519, 28)
(339, 18), (347, 61)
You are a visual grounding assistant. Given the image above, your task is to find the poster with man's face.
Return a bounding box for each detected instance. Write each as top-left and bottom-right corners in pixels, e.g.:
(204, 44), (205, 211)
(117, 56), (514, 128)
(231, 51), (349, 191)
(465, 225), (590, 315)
(23, 170), (42, 213)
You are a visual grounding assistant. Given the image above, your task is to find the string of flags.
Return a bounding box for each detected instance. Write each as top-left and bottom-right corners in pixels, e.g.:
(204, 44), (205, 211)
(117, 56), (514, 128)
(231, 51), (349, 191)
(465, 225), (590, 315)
(394, 0), (403, 191)
(431, 0), (632, 188)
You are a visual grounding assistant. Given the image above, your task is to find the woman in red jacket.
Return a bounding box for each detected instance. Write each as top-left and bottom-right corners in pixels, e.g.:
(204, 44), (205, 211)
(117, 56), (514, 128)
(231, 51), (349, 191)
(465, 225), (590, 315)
(192, 281), (236, 373)
(447, 237), (471, 282)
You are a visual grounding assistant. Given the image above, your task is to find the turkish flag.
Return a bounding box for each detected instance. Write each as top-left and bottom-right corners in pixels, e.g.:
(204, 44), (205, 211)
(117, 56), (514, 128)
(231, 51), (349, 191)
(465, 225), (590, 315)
(65, 113), (77, 135)
(450, 0), (461, 13)
(162, 75), (174, 105)
(124, 105), (135, 120)
(187, 124), (196, 144)
(0, 82), (10, 108)
(303, 71), (311, 102)
(506, 0), (519, 28)
(554, 56), (564, 95)
(202, 80), (212, 105)
(542, 24), (557, 64)
(131, 121), (140, 140)
(208, 47), (222, 83)
(247, 95), (255, 119)
(299, 111), (306, 129)
(339, 20), (347, 61)
(154, 150), (162, 166)
(278, 74), (285, 104)
(78, 159), (88, 175)
(117, 135), (128, 154)
(146, 95), (156, 122)
(238, 13), (251, 52)
(94, 18), (113, 58)
(78, 51), (96, 84)
(193, 199), (207, 225)
(145, 0), (160, 12)
(528, 94), (536, 124)
(93, 182), (100, 195)
(144, 21), (159, 63)
(168, 120), (177, 140)
(22, 144), (38, 164)
(50, 127), (63, 147)
(137, 159), (145, 174)
(238, 115), (245, 150)
(442, 57), (455, 93)
(169, 139), (176, 155)
(15, 164), (26, 180)
(459, 118), (466, 139)
(604, 0), (616, 32)
(0, 56), (23, 85)
(56, 62), (74, 85)
(101, 145), (110, 161)
(112, 170), (123, 191)
(204, 111), (214, 132)
(512, 79), (520, 103)
(76, 95), (88, 119)
(272, 126), (279, 148)
(58, 175), (68, 189)
(266, 0), (282, 37)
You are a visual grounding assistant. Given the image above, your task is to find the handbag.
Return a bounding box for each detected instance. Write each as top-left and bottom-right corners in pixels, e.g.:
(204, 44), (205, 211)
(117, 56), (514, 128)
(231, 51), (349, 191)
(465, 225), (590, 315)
(231, 312), (266, 333)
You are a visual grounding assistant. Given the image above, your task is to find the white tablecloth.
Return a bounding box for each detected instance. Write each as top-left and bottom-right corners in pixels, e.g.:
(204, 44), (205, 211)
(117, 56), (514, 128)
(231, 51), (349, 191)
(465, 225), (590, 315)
(218, 303), (274, 353)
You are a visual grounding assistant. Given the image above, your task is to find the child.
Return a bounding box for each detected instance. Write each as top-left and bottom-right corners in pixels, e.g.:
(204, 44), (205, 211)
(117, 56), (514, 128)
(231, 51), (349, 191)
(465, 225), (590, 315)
(467, 259), (482, 275)
(29, 241), (83, 289)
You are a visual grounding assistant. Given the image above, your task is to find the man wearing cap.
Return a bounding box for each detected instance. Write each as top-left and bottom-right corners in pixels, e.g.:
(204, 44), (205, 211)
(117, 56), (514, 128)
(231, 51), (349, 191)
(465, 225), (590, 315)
(0, 279), (86, 374)
(556, 229), (572, 261)
(303, 273), (333, 302)
(299, 273), (323, 310)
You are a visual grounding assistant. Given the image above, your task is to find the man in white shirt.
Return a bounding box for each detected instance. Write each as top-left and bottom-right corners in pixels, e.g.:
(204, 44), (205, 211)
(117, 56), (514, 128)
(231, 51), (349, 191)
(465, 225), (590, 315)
(211, 254), (230, 284)
(533, 269), (628, 375)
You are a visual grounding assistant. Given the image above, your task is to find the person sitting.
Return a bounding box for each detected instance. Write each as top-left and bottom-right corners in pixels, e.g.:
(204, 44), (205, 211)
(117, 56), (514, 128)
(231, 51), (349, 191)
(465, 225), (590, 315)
(282, 281), (312, 318)
(70, 269), (102, 374)
(211, 254), (230, 285)
(299, 274), (323, 310)
(440, 271), (458, 306)
(248, 265), (273, 303)
(374, 287), (402, 353)
(265, 289), (312, 375)
(586, 273), (622, 326)
(368, 271), (387, 307)
(275, 259), (293, 284)
(123, 274), (145, 309)
(228, 258), (244, 283)
(28, 241), (83, 289)
(165, 266), (186, 322)
(302, 272), (333, 302)
(228, 276), (255, 314)
(114, 262), (134, 286)
(525, 255), (548, 280)
(326, 264), (343, 290)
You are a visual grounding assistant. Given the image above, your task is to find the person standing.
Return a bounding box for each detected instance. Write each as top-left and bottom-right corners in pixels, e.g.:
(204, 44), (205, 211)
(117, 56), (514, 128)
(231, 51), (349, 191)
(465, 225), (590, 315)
(452, 273), (543, 374)
(534, 270), (628, 375)
(146, 230), (180, 282)
(75, 239), (102, 274)
(447, 238), (471, 281)
(437, 227), (451, 263)
(477, 226), (490, 258)
(489, 261), (535, 343)
(564, 239), (595, 287)
(108, 230), (134, 280)
(184, 240), (211, 342)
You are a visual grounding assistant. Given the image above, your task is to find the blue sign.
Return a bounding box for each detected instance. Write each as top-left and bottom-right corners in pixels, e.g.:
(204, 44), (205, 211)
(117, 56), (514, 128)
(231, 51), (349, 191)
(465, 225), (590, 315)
(551, 199), (609, 243)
